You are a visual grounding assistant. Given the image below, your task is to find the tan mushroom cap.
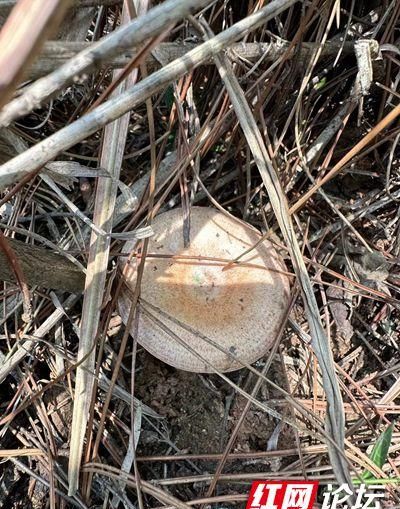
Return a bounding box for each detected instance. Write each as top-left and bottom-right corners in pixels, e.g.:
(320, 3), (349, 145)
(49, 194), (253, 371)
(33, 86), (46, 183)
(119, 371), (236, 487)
(118, 207), (290, 373)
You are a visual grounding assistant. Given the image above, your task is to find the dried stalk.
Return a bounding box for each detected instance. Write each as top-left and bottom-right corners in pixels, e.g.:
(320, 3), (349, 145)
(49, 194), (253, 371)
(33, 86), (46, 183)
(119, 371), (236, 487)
(28, 39), (356, 79)
(67, 4), (137, 494)
(209, 42), (353, 487)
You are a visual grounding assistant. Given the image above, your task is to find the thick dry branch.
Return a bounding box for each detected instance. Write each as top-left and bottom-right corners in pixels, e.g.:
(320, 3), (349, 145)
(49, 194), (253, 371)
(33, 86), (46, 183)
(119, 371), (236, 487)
(29, 39), (356, 79)
(0, 238), (84, 292)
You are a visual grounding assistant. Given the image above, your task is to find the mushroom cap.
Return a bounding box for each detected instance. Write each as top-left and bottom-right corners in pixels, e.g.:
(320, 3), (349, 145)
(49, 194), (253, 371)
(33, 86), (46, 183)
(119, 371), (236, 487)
(118, 207), (290, 373)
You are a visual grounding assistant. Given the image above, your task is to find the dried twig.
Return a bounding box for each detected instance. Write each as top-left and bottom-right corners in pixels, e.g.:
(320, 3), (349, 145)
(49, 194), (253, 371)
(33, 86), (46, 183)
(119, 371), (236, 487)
(0, 237), (84, 292)
(27, 39), (357, 79)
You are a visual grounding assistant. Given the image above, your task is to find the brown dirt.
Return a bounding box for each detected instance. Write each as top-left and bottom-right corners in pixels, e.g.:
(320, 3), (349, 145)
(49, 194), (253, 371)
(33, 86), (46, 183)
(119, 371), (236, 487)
(135, 350), (294, 457)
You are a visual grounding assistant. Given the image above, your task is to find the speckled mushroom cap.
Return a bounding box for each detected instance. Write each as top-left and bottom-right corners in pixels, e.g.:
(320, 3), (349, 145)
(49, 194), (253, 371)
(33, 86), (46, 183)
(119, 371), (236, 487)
(118, 207), (290, 373)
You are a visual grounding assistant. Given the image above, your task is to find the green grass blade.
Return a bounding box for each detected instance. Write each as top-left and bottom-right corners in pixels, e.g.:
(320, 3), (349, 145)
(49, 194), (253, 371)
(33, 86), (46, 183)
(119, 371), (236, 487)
(361, 423), (394, 481)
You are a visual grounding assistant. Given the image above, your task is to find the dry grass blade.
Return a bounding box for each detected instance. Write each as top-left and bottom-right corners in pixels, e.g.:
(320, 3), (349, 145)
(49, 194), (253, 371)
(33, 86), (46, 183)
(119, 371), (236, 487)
(8, 458), (86, 509)
(207, 34), (352, 487)
(0, 0), (299, 189)
(0, 294), (79, 383)
(67, 3), (140, 496)
(0, 0), (70, 110)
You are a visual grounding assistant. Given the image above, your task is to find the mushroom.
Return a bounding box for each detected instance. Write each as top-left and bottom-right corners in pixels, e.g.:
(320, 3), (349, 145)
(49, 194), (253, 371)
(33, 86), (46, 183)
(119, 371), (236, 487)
(118, 207), (290, 373)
